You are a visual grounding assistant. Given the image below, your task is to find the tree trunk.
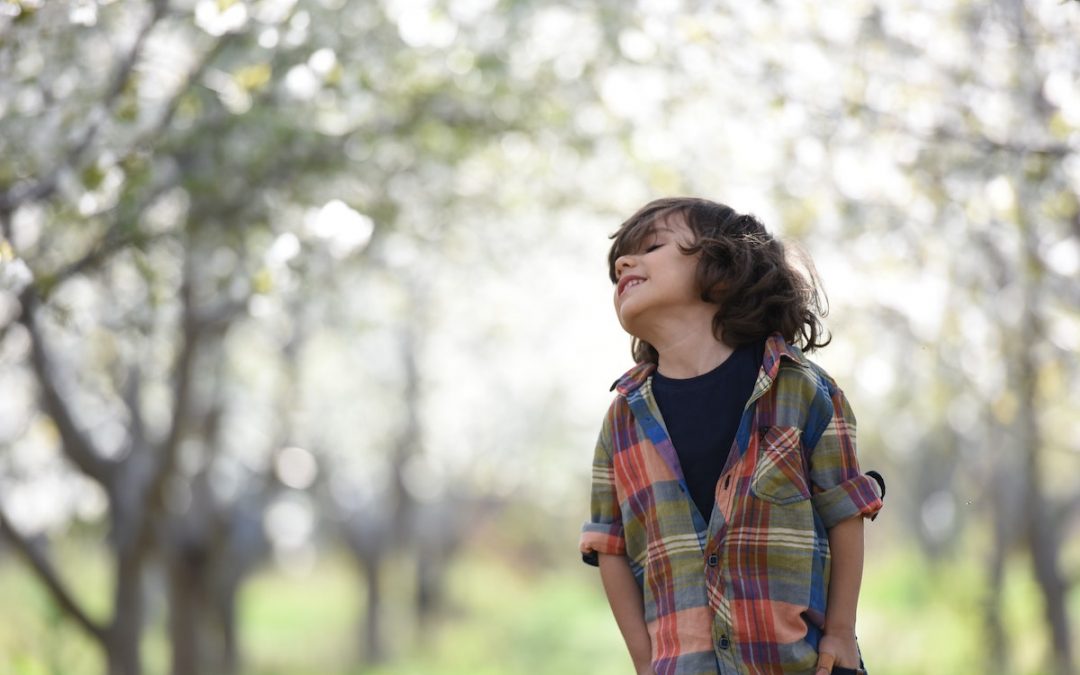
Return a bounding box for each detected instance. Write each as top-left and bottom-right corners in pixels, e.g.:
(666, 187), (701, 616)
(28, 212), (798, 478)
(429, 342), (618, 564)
(360, 552), (385, 665)
(168, 550), (204, 675)
(984, 456), (1011, 675)
(1012, 76), (1075, 668)
(217, 582), (240, 675)
(1017, 302), (1074, 675)
(106, 554), (145, 675)
(416, 553), (439, 634)
(164, 524), (252, 675)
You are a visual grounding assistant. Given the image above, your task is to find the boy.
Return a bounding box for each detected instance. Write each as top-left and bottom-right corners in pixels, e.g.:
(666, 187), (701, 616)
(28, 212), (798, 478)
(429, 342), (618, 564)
(580, 198), (884, 675)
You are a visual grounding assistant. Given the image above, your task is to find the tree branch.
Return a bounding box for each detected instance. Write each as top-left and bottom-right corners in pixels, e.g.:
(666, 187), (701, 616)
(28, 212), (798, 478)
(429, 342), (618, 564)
(128, 249), (204, 556)
(29, 160), (184, 303)
(18, 291), (118, 487)
(21, 30), (238, 302)
(162, 252), (202, 464)
(834, 98), (1074, 158)
(103, 0), (171, 104)
(132, 31), (237, 153)
(121, 363), (147, 454)
(195, 297), (251, 332)
(0, 1), (170, 213)
(43, 223), (167, 300)
(1, 207), (11, 240)
(0, 508), (108, 643)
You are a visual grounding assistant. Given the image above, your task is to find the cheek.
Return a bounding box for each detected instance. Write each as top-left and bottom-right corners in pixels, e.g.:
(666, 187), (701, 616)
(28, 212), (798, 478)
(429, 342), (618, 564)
(681, 260), (703, 296)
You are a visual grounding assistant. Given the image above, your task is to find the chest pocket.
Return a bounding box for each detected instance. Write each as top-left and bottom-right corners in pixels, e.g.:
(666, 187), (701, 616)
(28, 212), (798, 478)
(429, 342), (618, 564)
(750, 426), (812, 505)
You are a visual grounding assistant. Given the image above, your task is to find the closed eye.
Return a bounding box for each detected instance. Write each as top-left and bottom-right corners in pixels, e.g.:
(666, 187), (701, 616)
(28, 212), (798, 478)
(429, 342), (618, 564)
(645, 243), (663, 253)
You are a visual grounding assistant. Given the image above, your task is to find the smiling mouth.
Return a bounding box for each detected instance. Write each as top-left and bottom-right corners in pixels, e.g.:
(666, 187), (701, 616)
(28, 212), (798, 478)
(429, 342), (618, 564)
(618, 277), (645, 296)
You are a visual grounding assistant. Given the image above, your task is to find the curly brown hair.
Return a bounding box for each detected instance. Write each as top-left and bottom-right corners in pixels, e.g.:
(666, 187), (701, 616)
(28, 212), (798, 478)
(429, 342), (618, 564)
(608, 197), (831, 364)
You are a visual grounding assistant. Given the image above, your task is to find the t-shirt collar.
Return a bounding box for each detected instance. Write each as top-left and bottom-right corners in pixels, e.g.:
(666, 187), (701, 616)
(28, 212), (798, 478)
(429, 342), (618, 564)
(609, 332), (805, 396)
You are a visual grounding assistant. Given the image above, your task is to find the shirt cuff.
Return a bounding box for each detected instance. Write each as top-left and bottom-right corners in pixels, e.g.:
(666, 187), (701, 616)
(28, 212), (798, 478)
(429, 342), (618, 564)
(812, 473), (884, 529)
(579, 522), (626, 566)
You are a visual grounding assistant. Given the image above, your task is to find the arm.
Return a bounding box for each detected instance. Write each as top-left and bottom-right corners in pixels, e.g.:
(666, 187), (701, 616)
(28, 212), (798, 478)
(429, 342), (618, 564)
(816, 515), (864, 674)
(582, 405), (653, 673)
(598, 553), (654, 675)
(806, 380), (882, 673)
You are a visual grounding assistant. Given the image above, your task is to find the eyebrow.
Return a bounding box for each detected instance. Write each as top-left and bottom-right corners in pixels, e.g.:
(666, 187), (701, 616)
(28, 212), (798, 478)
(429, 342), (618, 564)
(613, 220), (671, 262)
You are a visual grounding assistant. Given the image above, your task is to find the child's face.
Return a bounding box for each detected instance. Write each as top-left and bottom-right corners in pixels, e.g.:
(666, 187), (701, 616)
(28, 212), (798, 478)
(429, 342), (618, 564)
(611, 215), (703, 336)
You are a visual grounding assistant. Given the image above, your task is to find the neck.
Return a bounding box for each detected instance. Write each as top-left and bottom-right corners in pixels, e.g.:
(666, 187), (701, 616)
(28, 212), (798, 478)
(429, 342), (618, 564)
(642, 312), (735, 379)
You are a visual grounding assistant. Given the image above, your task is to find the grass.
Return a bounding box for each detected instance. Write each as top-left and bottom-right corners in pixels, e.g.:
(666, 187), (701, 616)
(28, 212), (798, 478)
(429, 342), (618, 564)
(240, 548), (629, 675)
(0, 535), (1077, 674)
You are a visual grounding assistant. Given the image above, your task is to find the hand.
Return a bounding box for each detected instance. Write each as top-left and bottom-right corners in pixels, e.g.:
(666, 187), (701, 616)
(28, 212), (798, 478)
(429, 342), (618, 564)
(815, 631), (860, 674)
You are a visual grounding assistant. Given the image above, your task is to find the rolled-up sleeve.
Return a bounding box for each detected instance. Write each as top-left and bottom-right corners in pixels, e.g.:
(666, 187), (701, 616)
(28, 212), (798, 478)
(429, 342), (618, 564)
(807, 386), (883, 529)
(579, 417), (626, 566)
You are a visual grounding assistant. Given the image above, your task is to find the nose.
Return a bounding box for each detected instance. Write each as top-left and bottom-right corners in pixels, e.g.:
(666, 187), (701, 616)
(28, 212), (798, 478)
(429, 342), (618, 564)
(614, 254), (633, 279)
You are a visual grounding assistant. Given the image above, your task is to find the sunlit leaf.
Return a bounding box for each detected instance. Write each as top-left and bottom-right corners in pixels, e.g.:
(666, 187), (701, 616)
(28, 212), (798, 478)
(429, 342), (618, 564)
(235, 63), (273, 91)
(252, 267), (274, 294)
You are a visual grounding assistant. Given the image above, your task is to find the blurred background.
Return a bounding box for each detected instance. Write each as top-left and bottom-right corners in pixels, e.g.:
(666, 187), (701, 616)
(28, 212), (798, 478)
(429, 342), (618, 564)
(0, 1), (1078, 674)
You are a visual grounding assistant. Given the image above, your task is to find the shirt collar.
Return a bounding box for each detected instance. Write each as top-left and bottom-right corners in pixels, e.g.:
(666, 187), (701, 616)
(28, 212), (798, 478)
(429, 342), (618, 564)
(761, 332), (805, 381)
(609, 361), (655, 395)
(609, 332), (805, 397)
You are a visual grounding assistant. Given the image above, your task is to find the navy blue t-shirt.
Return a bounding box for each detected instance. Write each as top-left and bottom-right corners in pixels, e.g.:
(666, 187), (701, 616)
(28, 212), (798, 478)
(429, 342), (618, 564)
(651, 340), (763, 522)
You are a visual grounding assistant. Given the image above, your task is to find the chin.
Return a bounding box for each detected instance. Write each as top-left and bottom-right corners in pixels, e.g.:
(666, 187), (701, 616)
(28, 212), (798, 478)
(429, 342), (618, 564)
(616, 310), (643, 338)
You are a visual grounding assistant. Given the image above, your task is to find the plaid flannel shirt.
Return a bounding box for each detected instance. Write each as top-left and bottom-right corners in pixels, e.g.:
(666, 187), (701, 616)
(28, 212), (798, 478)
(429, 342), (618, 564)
(580, 334), (883, 675)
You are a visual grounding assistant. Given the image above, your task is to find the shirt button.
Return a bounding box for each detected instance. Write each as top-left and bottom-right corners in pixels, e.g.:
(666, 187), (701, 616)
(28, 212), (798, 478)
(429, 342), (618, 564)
(719, 635), (730, 650)
(707, 553), (719, 567)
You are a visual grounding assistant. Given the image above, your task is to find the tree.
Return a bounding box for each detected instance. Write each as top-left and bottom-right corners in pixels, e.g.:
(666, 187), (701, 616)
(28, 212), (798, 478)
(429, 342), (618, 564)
(0, 1), (357, 673)
(834, 3), (1078, 672)
(1, 0), (619, 672)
